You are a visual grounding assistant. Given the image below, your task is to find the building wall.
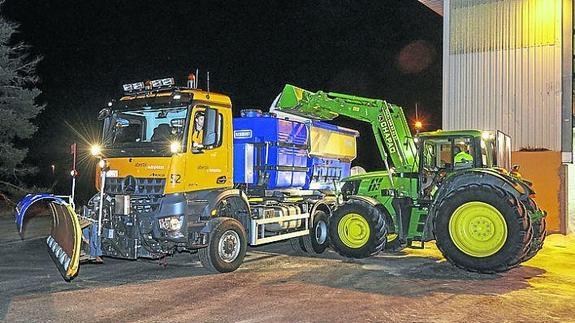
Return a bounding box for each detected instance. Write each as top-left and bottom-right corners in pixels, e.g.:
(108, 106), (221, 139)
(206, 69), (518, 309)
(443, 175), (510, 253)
(512, 151), (563, 232)
(443, 0), (570, 153)
(442, 0), (573, 233)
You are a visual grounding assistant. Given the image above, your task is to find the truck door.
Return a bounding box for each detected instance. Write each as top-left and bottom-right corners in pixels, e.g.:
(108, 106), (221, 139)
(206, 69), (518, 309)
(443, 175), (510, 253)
(15, 195), (82, 280)
(186, 105), (232, 191)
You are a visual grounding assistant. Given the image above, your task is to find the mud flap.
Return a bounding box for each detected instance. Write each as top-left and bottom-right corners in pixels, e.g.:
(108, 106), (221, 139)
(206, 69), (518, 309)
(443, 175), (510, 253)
(15, 194), (82, 281)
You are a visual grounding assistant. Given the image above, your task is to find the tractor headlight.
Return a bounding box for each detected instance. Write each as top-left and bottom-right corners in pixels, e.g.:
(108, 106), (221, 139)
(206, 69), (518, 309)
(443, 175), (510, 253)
(158, 215), (183, 232)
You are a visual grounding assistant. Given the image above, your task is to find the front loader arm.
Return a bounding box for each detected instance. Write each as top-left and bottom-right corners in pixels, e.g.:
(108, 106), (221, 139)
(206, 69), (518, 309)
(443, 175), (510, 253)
(276, 84), (417, 174)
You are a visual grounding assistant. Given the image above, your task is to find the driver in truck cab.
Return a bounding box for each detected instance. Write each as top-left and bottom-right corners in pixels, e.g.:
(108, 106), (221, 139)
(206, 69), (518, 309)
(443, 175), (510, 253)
(192, 110), (205, 147)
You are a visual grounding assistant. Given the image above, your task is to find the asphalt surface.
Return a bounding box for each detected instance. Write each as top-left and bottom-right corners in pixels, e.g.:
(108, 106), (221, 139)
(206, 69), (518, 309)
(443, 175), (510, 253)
(1, 215), (575, 322)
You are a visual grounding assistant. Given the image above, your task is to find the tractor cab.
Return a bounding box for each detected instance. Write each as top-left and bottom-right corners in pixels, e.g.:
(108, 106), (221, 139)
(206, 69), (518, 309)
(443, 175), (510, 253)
(417, 130), (512, 199)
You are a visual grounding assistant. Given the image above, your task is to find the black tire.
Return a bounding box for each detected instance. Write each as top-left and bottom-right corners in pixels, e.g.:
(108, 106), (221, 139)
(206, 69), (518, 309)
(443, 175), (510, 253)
(383, 234), (404, 253)
(523, 216), (547, 262)
(434, 183), (532, 274)
(329, 199), (387, 258)
(301, 210), (330, 255)
(198, 217), (247, 273)
(509, 201), (533, 267)
(290, 237), (307, 254)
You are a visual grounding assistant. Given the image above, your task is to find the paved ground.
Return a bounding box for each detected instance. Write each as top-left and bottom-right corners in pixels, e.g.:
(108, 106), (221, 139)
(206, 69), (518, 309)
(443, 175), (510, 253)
(1, 215), (575, 322)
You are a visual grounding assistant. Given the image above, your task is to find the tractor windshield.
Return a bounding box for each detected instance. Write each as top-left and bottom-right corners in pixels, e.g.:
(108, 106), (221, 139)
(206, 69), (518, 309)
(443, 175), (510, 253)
(102, 105), (190, 156)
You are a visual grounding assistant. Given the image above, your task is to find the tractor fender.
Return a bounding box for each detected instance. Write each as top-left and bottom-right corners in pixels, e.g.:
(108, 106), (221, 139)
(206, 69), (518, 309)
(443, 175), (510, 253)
(424, 169), (528, 240)
(15, 194), (70, 236)
(434, 169), (528, 204)
(345, 195), (394, 231)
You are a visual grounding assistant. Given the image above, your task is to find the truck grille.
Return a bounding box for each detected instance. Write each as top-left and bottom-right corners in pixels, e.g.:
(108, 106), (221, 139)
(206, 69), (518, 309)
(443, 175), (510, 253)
(105, 177), (165, 196)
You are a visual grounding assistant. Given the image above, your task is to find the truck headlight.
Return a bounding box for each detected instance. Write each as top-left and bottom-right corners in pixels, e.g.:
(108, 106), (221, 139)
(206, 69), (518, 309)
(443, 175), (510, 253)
(90, 144), (102, 157)
(158, 215), (183, 232)
(170, 141), (181, 154)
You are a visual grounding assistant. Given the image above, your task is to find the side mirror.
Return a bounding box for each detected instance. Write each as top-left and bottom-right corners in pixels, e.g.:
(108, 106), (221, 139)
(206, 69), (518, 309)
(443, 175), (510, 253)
(115, 118), (130, 128)
(202, 107), (218, 147)
(98, 108), (112, 120)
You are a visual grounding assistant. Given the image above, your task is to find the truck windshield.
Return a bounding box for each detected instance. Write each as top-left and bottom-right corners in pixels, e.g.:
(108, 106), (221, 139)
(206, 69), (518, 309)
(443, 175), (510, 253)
(103, 105), (189, 155)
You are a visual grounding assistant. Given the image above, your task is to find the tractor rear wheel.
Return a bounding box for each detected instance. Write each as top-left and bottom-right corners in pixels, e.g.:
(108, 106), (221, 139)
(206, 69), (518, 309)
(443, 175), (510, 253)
(523, 216), (547, 262)
(434, 184), (531, 273)
(329, 199), (387, 258)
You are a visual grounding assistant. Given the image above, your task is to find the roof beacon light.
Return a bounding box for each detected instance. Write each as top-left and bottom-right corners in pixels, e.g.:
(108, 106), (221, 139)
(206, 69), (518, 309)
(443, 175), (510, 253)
(188, 72), (196, 89)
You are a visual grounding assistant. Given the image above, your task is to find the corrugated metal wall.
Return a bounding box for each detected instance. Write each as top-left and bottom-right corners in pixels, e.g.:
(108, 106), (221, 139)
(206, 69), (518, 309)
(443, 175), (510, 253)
(443, 0), (565, 151)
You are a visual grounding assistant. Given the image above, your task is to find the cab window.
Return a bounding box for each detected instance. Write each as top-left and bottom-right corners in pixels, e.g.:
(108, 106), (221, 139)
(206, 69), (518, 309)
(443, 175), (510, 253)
(422, 137), (475, 171)
(423, 139), (452, 170)
(191, 106), (223, 150)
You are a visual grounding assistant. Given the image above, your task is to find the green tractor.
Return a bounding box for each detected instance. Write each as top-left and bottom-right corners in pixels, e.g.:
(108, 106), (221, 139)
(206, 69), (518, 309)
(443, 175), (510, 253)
(275, 85), (546, 273)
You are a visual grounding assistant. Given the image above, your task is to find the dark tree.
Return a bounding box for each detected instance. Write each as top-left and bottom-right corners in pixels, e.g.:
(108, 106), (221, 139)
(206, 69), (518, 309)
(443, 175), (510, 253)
(0, 12), (43, 186)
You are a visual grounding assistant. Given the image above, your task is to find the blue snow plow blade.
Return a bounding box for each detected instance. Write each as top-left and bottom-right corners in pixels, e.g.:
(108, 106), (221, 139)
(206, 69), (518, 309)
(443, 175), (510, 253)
(14, 193), (83, 280)
(15, 193), (68, 235)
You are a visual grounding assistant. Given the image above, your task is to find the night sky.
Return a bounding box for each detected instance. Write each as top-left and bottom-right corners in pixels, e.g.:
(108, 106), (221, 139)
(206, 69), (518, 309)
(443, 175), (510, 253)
(2, 0), (442, 201)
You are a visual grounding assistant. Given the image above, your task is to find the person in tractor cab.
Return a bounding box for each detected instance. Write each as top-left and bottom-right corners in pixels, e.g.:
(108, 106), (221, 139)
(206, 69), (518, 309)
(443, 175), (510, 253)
(191, 110), (205, 147)
(454, 144), (473, 168)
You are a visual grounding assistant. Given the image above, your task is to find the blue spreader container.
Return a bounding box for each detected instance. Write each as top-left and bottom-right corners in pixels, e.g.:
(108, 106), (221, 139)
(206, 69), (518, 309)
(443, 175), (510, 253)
(233, 110), (358, 191)
(233, 110), (309, 189)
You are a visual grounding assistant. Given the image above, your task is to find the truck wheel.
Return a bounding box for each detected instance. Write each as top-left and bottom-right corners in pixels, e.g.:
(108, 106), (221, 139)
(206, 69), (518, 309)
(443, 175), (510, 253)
(290, 237), (306, 253)
(434, 184), (531, 273)
(329, 200), (387, 258)
(301, 210), (329, 255)
(199, 217), (247, 273)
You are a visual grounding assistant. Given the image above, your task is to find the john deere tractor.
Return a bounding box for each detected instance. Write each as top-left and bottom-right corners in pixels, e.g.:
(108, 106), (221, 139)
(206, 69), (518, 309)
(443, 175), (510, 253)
(275, 85), (546, 273)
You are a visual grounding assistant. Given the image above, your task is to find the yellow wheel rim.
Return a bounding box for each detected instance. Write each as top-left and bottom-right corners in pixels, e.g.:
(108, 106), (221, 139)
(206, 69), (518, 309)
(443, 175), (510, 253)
(448, 201), (508, 257)
(387, 233), (398, 243)
(337, 213), (371, 249)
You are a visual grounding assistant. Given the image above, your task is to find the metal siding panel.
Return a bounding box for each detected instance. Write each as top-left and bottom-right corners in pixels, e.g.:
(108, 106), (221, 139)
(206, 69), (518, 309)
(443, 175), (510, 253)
(442, 0), (451, 129)
(444, 0), (564, 151)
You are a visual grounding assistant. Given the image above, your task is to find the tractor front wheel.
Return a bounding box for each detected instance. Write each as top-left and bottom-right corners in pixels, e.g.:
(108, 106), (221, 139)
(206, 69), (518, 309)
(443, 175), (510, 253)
(434, 184), (531, 273)
(329, 200), (387, 258)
